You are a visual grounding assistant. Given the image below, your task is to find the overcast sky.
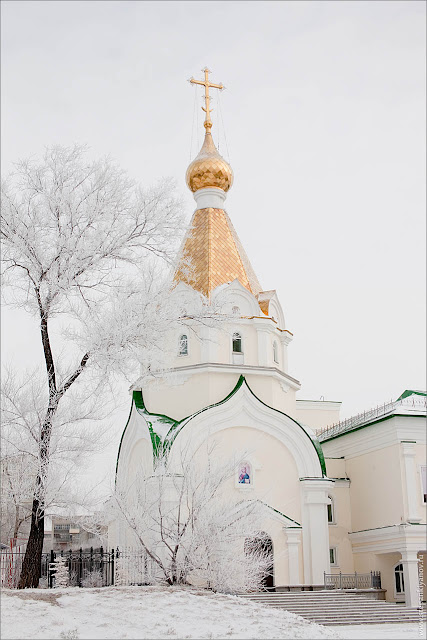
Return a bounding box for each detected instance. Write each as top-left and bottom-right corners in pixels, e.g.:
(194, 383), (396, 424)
(1, 1), (425, 486)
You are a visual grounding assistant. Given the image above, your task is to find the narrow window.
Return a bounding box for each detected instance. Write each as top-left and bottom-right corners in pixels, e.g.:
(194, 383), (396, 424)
(421, 465), (426, 503)
(179, 334), (188, 356)
(232, 332), (242, 353)
(327, 495), (335, 524)
(273, 341), (279, 364)
(394, 563), (405, 594)
(329, 547), (337, 565)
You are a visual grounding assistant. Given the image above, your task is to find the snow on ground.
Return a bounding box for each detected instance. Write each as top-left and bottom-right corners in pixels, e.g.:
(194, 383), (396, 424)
(1, 585), (340, 640)
(338, 623), (426, 639)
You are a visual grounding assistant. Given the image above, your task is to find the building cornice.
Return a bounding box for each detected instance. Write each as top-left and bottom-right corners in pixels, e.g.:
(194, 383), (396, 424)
(348, 523), (427, 554)
(321, 415), (426, 459)
(141, 362), (301, 391)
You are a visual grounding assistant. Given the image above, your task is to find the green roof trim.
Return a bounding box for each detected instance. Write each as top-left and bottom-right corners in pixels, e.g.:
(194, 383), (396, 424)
(264, 503), (301, 527)
(164, 375), (326, 476)
(396, 390), (426, 401)
(116, 375), (327, 480)
(320, 413), (426, 443)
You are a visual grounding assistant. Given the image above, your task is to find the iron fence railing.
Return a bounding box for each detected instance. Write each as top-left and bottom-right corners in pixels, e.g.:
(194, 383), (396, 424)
(318, 395), (426, 442)
(1, 546), (116, 588)
(324, 571), (381, 590)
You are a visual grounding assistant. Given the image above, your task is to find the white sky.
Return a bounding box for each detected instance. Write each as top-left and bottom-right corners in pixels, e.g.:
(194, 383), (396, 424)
(1, 1), (426, 487)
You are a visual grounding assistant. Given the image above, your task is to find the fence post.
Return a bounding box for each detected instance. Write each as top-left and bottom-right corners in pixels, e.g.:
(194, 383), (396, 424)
(100, 546), (104, 584)
(49, 550), (55, 588)
(78, 548), (83, 587)
(339, 572), (342, 589)
(323, 571), (326, 589)
(111, 549), (114, 586)
(355, 571), (358, 589)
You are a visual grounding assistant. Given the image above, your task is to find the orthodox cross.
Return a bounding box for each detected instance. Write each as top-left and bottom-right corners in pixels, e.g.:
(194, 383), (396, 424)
(189, 67), (224, 131)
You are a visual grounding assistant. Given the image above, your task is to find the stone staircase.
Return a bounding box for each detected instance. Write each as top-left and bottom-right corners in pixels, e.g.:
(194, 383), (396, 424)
(239, 590), (427, 626)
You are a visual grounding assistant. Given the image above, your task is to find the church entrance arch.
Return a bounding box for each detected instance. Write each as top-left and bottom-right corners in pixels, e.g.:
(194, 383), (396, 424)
(245, 533), (274, 591)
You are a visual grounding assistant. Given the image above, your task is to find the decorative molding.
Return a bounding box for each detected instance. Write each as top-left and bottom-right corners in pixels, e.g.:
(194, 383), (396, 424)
(321, 415), (426, 459)
(349, 523), (427, 554)
(193, 187), (227, 209)
(170, 380), (324, 478)
(162, 362), (301, 390)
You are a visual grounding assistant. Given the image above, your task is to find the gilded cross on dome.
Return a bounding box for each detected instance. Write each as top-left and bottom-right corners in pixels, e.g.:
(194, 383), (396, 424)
(189, 67), (224, 132)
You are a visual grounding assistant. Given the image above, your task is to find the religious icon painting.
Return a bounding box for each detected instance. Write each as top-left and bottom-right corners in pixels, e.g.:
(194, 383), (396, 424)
(238, 462), (251, 484)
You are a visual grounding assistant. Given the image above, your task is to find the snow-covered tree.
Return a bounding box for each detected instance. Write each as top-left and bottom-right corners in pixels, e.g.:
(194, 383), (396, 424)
(0, 453), (34, 545)
(113, 443), (273, 593)
(1, 144), (221, 588)
(52, 555), (69, 588)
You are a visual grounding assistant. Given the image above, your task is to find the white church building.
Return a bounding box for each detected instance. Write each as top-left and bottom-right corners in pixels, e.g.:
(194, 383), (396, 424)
(110, 70), (426, 607)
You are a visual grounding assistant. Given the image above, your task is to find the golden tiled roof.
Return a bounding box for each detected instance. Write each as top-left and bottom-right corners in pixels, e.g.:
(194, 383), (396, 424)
(174, 207), (262, 299)
(186, 132), (233, 193)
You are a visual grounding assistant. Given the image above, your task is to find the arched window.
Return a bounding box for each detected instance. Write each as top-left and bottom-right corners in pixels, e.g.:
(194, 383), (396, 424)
(232, 306), (240, 316)
(238, 462), (252, 485)
(178, 334), (188, 356)
(273, 341), (279, 364)
(232, 332), (242, 353)
(394, 563), (405, 595)
(327, 495), (335, 524)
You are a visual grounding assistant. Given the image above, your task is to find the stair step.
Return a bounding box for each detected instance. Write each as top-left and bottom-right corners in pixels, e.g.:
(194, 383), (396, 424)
(239, 592), (426, 625)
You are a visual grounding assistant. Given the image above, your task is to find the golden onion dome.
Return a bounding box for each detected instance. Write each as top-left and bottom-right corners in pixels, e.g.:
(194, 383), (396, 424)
(186, 131), (233, 193)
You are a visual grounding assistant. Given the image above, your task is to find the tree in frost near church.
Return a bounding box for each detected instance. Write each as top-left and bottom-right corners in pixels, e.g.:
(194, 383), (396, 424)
(114, 442), (273, 593)
(1, 144), (218, 588)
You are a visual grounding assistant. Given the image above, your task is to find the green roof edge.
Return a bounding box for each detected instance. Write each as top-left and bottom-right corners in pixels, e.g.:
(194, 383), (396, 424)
(116, 374), (327, 481)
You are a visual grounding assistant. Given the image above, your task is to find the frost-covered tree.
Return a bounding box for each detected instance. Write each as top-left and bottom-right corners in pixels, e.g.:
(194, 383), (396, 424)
(1, 144), (219, 588)
(0, 453), (34, 545)
(113, 443), (272, 593)
(52, 555), (69, 588)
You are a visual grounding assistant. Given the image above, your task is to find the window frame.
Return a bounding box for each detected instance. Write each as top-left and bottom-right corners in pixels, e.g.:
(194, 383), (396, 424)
(327, 495), (336, 525)
(420, 464), (426, 504)
(393, 562), (405, 597)
(329, 546), (338, 567)
(178, 334), (189, 357)
(232, 332), (243, 354)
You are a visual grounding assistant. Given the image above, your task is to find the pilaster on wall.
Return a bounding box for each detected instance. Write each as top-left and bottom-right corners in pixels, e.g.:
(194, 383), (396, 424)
(256, 327), (270, 367)
(401, 442), (422, 523)
(200, 325), (219, 363)
(401, 550), (421, 608)
(300, 478), (334, 585)
(283, 527), (302, 585)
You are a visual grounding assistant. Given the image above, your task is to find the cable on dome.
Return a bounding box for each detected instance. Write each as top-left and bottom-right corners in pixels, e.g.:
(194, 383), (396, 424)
(217, 88), (231, 162)
(190, 82), (198, 161)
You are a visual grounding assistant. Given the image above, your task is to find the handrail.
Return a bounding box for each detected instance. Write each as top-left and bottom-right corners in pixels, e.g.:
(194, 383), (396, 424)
(318, 396), (426, 441)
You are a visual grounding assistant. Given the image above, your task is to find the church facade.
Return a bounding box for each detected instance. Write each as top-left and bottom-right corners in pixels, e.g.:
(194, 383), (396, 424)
(110, 70), (426, 606)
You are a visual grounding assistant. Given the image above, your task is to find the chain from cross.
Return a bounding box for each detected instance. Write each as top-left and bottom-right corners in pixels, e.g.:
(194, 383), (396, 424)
(189, 67), (225, 131)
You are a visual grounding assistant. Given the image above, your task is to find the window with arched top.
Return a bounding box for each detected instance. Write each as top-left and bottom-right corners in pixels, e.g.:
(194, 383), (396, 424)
(273, 341), (279, 364)
(394, 563), (405, 595)
(232, 332), (243, 353)
(178, 334), (188, 356)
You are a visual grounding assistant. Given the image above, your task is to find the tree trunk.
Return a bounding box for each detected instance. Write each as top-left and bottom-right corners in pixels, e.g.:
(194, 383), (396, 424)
(17, 498), (44, 588)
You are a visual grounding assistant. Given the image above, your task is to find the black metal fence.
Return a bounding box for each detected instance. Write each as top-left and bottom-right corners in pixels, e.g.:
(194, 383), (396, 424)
(324, 571), (381, 590)
(48, 547), (116, 587)
(1, 547), (117, 588)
